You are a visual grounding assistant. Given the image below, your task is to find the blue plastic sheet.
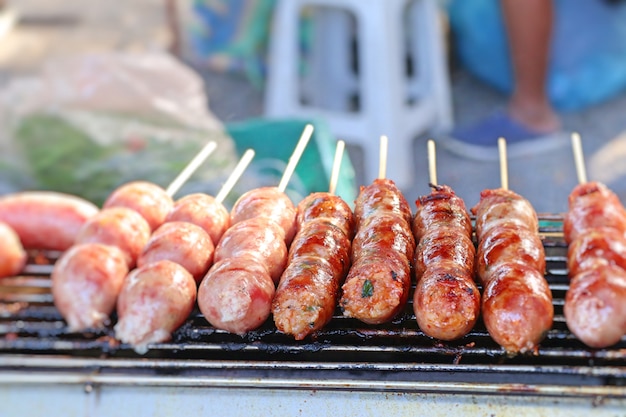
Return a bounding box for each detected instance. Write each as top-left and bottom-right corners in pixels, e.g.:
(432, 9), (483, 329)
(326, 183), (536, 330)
(448, 0), (626, 111)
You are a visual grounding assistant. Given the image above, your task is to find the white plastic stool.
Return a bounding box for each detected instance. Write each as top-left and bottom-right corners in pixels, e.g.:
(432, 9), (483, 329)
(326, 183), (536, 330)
(264, 0), (453, 190)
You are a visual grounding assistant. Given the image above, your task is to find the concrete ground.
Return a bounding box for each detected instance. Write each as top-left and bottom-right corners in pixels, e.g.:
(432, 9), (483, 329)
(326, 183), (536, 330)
(2, 1), (626, 214)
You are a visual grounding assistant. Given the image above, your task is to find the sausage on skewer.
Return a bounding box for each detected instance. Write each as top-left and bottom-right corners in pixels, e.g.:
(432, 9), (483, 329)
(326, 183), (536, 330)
(563, 181), (626, 348)
(340, 178), (415, 324)
(472, 188), (553, 354)
(412, 184), (480, 341)
(272, 192), (355, 340)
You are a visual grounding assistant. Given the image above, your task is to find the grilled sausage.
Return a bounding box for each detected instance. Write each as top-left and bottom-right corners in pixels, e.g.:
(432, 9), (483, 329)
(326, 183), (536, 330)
(198, 187), (296, 334)
(272, 193), (355, 340)
(51, 243), (129, 331)
(564, 263), (626, 348)
(230, 186), (297, 244)
(75, 207), (151, 268)
(0, 191), (99, 251)
(198, 255), (275, 335)
(563, 181), (626, 245)
(340, 179), (415, 324)
(114, 260), (197, 354)
(472, 188), (553, 354)
(165, 193), (230, 245)
(0, 222), (27, 279)
(412, 185), (480, 341)
(563, 181), (626, 348)
(213, 217), (288, 283)
(103, 181), (173, 231)
(137, 221), (214, 283)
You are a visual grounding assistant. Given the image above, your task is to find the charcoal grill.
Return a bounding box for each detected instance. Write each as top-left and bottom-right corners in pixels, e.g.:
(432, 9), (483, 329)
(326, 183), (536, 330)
(1, 215), (625, 416)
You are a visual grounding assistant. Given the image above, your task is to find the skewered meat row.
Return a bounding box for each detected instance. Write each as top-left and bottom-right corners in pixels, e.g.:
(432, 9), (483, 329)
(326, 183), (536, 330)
(563, 181), (626, 348)
(412, 184), (480, 341)
(272, 192), (355, 340)
(340, 179), (415, 324)
(472, 188), (553, 354)
(197, 186), (296, 334)
(165, 193), (230, 245)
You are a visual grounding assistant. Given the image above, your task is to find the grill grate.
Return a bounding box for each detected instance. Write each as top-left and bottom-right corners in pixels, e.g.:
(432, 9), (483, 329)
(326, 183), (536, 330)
(1, 215), (626, 387)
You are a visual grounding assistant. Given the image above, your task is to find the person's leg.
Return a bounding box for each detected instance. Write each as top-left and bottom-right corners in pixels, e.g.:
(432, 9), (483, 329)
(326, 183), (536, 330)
(502, 0), (560, 133)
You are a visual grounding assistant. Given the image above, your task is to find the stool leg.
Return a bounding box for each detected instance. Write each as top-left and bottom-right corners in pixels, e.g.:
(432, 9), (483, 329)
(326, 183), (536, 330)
(356, 2), (414, 189)
(306, 7), (358, 111)
(264, 1), (301, 116)
(410, 0), (453, 131)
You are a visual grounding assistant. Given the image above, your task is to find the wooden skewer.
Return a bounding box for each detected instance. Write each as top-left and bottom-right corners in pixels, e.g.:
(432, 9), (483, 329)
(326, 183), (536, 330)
(498, 137), (509, 191)
(328, 140), (345, 196)
(214, 149), (255, 204)
(427, 139), (437, 187)
(571, 132), (587, 185)
(378, 135), (388, 180)
(165, 141), (217, 197)
(278, 124), (315, 193)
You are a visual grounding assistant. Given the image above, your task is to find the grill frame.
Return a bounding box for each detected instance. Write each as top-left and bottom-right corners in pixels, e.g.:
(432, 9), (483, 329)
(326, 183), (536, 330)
(1, 214), (626, 397)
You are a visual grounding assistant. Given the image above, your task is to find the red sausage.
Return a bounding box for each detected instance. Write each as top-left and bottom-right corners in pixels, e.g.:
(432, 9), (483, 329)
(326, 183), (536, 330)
(75, 207), (151, 268)
(0, 191), (99, 250)
(114, 260), (197, 354)
(137, 221), (214, 283)
(230, 186), (297, 244)
(0, 222), (27, 278)
(198, 256), (275, 335)
(51, 243), (129, 331)
(103, 181), (173, 231)
(165, 193), (230, 245)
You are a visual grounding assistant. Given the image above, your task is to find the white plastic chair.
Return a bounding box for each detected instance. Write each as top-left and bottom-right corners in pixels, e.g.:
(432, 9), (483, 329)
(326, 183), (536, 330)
(264, 0), (453, 190)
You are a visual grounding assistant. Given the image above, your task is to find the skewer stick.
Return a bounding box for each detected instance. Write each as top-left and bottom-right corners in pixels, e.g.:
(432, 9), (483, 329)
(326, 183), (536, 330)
(278, 124), (314, 192)
(328, 140), (345, 196)
(498, 137), (509, 191)
(378, 135), (388, 180)
(427, 139), (437, 186)
(571, 132), (587, 185)
(215, 149), (255, 204)
(165, 141), (217, 197)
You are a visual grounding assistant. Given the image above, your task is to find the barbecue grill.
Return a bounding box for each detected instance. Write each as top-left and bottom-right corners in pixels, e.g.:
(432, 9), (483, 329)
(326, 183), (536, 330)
(1, 215), (625, 416)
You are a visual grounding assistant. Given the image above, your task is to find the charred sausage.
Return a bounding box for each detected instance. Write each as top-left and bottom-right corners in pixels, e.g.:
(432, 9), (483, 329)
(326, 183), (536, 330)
(272, 193), (355, 340)
(412, 185), (480, 341)
(340, 179), (415, 324)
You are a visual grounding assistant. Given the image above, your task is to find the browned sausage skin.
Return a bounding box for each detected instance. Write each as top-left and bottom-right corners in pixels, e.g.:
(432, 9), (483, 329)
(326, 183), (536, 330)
(412, 185), (480, 341)
(272, 193), (354, 339)
(340, 179), (414, 324)
(472, 188), (553, 354)
(564, 181), (626, 348)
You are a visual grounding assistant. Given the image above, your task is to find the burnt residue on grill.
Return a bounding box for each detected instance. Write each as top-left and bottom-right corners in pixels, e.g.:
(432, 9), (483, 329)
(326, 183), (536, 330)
(1, 216), (626, 386)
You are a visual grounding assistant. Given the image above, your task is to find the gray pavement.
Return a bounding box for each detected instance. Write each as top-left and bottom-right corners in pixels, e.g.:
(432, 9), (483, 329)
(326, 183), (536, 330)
(3, 1), (626, 215)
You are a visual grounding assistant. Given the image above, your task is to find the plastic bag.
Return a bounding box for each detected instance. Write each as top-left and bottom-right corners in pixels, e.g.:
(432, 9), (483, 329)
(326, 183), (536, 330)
(448, 0), (626, 111)
(0, 51), (240, 206)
